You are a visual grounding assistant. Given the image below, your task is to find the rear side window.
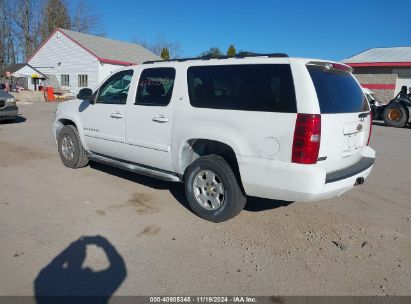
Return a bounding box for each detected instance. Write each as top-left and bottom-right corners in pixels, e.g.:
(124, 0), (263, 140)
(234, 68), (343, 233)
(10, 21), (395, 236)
(135, 68), (176, 106)
(308, 66), (369, 113)
(187, 64), (296, 112)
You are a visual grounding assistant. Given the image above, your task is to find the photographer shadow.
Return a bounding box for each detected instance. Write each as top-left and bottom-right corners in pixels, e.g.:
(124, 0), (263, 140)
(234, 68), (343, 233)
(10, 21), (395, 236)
(34, 235), (126, 304)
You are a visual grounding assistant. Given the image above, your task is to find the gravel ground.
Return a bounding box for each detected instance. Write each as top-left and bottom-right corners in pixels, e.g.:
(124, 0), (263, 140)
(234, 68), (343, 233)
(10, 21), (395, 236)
(0, 102), (410, 298)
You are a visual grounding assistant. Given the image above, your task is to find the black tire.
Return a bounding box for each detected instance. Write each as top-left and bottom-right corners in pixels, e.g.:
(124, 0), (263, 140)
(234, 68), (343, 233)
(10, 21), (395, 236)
(184, 154), (246, 222)
(383, 103), (409, 128)
(57, 125), (89, 168)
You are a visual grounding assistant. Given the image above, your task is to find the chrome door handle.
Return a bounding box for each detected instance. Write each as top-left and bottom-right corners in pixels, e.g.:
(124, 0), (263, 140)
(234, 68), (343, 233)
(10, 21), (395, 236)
(110, 112), (124, 119)
(152, 115), (169, 123)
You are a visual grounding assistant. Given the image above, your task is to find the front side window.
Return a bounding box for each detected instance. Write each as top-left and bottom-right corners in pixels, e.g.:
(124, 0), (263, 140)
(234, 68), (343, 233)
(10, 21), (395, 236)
(78, 74), (88, 87)
(187, 64), (297, 112)
(135, 68), (176, 106)
(61, 74), (69, 86)
(96, 70), (134, 105)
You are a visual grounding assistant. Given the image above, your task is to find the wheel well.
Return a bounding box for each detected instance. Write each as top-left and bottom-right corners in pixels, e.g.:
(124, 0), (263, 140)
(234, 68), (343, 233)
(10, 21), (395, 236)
(55, 119), (77, 139)
(181, 139), (243, 188)
(59, 119), (77, 128)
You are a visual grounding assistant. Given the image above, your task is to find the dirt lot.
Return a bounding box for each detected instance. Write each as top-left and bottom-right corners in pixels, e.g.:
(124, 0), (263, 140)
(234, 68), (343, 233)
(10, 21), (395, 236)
(0, 102), (410, 297)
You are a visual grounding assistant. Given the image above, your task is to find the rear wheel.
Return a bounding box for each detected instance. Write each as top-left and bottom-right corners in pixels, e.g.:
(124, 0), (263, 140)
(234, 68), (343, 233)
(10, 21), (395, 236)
(58, 125), (89, 168)
(184, 155), (246, 222)
(383, 103), (408, 128)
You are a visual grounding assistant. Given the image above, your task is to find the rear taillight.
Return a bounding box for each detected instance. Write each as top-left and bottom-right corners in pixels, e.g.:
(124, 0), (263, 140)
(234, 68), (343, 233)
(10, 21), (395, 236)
(367, 111), (372, 146)
(292, 114), (321, 164)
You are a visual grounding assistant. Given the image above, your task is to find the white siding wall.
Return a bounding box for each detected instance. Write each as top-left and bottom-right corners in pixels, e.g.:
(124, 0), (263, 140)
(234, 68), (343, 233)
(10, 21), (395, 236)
(28, 31), (100, 94)
(13, 65), (44, 91)
(14, 65), (42, 77)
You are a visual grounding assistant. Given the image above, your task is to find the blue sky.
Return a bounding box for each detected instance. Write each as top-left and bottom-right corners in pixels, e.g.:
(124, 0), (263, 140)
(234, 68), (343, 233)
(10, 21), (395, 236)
(95, 0), (411, 60)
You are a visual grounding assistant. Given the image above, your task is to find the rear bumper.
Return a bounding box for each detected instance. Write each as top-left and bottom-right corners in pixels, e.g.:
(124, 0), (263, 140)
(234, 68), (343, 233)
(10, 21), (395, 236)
(0, 106), (18, 120)
(326, 157), (374, 183)
(240, 146), (376, 202)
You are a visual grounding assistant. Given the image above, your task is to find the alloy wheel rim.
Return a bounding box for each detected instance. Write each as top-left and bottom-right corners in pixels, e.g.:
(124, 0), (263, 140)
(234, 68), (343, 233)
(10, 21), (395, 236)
(193, 170), (225, 210)
(388, 108), (401, 121)
(61, 135), (75, 160)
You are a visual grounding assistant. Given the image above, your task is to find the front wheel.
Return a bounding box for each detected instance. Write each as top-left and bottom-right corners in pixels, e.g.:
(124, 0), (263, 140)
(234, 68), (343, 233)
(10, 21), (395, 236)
(58, 125), (89, 168)
(383, 103), (409, 128)
(184, 155), (246, 222)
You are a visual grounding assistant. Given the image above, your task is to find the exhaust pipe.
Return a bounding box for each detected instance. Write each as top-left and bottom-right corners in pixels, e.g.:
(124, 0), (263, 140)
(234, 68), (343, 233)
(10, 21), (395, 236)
(355, 177), (365, 186)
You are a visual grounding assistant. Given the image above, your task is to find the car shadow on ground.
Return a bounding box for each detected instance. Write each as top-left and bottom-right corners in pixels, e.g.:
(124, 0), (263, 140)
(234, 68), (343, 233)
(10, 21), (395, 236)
(90, 161), (191, 210)
(0, 115), (26, 124)
(243, 196), (292, 212)
(90, 161), (292, 213)
(34, 235), (126, 304)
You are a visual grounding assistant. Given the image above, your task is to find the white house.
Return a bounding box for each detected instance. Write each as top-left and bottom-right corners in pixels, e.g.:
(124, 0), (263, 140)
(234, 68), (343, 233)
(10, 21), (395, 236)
(27, 28), (160, 94)
(0, 63), (46, 91)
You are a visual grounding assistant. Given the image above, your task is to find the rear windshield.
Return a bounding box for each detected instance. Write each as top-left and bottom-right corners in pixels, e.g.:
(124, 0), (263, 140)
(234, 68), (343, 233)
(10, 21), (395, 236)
(308, 66), (369, 114)
(187, 64), (297, 112)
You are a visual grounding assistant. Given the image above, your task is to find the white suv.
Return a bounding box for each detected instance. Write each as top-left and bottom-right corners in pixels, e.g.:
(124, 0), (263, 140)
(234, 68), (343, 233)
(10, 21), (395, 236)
(53, 54), (375, 222)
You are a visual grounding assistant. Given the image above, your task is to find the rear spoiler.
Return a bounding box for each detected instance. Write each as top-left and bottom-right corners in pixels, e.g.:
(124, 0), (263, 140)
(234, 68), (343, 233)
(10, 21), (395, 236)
(306, 61), (354, 73)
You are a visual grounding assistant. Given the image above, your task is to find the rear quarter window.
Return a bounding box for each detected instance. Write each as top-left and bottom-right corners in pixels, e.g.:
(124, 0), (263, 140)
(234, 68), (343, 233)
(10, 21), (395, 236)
(308, 66), (369, 114)
(187, 64), (297, 113)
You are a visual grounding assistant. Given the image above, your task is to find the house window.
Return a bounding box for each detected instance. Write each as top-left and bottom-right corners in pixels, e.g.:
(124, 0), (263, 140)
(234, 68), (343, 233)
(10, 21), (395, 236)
(61, 74), (69, 86)
(78, 75), (88, 87)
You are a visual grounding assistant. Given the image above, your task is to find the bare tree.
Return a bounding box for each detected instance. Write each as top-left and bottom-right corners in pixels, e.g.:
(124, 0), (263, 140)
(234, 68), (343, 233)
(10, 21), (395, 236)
(12, 0), (44, 60)
(0, 0), (105, 65)
(0, 0), (17, 67)
(134, 35), (182, 59)
(70, 0), (105, 36)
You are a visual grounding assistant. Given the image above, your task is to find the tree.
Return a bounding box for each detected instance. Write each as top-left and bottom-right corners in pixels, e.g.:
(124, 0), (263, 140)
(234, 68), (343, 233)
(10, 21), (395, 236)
(200, 47), (222, 58)
(0, 0), (16, 67)
(227, 44), (236, 57)
(133, 35), (181, 59)
(0, 0), (106, 64)
(12, 0), (44, 61)
(41, 0), (71, 41)
(70, 0), (105, 36)
(160, 48), (170, 60)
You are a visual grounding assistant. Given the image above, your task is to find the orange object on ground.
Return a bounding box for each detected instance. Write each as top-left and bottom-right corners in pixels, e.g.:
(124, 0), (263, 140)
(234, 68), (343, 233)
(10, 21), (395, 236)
(46, 87), (55, 101)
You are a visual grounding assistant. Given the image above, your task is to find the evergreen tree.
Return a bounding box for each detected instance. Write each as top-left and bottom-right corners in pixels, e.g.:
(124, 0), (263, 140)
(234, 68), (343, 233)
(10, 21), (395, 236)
(41, 0), (71, 41)
(161, 47), (170, 60)
(227, 44), (236, 57)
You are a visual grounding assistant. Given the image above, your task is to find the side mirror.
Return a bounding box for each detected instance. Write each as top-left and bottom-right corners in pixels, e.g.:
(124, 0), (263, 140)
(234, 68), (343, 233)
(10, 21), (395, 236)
(77, 88), (94, 103)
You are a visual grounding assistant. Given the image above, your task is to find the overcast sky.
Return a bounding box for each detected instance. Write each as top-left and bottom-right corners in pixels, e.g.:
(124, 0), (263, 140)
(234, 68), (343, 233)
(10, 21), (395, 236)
(95, 0), (411, 60)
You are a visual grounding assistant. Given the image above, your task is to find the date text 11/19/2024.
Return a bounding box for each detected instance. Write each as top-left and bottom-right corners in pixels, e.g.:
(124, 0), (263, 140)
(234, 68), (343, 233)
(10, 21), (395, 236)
(149, 296), (257, 303)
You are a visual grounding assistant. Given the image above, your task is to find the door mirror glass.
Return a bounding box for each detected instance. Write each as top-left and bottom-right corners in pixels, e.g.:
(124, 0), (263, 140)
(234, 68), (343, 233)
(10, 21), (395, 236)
(77, 88), (93, 102)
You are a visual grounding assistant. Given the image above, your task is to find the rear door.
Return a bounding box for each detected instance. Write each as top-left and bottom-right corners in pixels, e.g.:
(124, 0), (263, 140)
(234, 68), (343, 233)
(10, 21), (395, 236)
(307, 63), (371, 172)
(124, 67), (177, 171)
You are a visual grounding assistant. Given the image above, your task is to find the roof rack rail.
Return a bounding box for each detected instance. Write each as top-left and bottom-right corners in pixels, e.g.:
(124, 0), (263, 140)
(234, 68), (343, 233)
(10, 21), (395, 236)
(143, 52), (289, 64)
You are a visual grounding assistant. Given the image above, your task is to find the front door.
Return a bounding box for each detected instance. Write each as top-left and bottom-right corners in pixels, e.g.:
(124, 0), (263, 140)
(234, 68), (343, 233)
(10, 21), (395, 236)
(124, 67), (177, 171)
(80, 70), (134, 159)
